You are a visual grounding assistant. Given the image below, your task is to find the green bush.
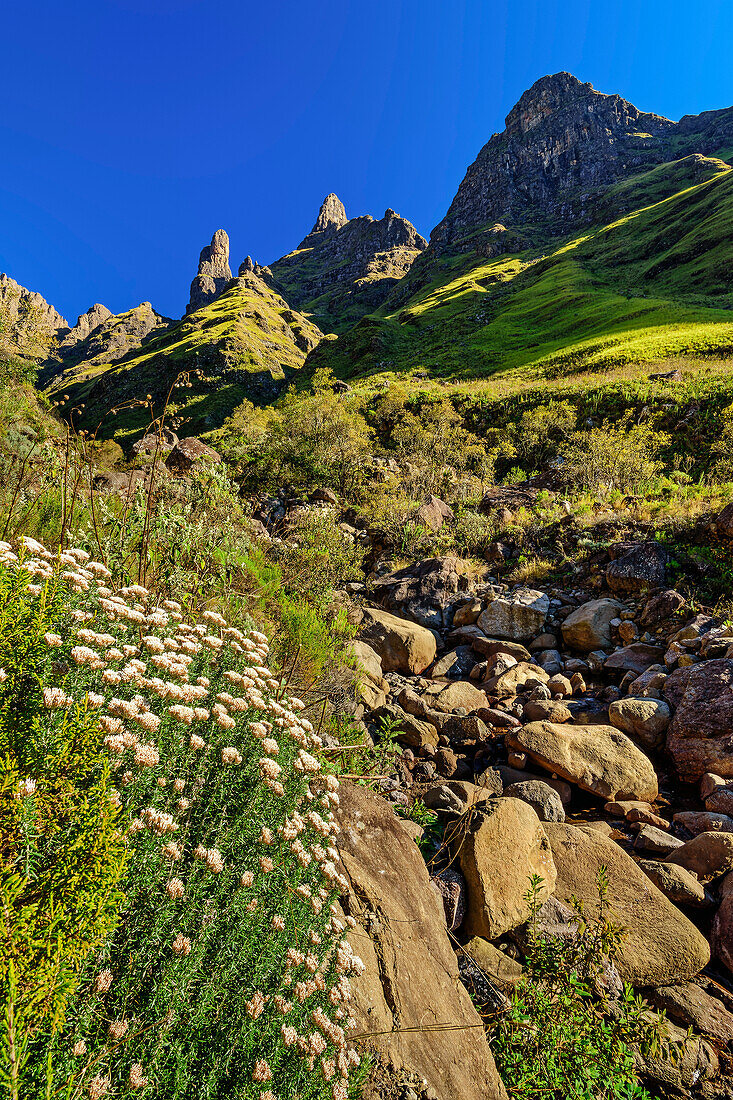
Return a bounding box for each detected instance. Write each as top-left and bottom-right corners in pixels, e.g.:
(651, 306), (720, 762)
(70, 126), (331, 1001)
(492, 871), (666, 1100)
(0, 541), (127, 1096)
(0, 539), (363, 1100)
(559, 417), (666, 496)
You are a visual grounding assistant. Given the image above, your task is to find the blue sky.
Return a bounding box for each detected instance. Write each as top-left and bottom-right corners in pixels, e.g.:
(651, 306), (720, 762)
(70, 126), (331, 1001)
(1, 0), (732, 323)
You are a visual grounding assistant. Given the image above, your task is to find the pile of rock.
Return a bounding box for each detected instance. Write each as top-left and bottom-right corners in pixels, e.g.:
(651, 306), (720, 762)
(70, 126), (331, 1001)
(341, 547), (733, 1097)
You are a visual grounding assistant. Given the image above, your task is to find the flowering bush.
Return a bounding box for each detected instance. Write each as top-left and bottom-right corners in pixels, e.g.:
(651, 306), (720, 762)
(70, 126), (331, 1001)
(0, 537), (363, 1100)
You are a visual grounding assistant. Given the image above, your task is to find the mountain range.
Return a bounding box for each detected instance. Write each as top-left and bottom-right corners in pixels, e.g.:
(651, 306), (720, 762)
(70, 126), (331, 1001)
(2, 71), (733, 442)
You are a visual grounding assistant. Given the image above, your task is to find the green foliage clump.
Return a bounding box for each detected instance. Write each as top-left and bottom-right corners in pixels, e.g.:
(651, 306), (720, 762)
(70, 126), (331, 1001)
(559, 417), (667, 496)
(493, 872), (666, 1100)
(1, 539), (363, 1100)
(0, 545), (126, 1094)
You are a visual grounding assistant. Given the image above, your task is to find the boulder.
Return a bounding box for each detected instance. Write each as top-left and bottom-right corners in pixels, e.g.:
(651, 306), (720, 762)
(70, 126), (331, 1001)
(431, 867), (466, 930)
(415, 495), (454, 532)
(632, 825), (683, 856)
(506, 721), (658, 801)
(712, 894), (733, 975)
(603, 644), (665, 674)
(544, 824), (710, 985)
(608, 696), (670, 750)
(504, 780), (565, 822)
(350, 640), (388, 709)
(463, 938), (525, 992)
(522, 699), (573, 723)
(714, 502), (733, 540)
(165, 436), (221, 475)
(422, 679), (488, 714)
(704, 787), (733, 815)
(673, 810), (733, 835)
(477, 589), (550, 642)
(647, 982), (733, 1045)
(665, 831), (733, 881)
(369, 557), (472, 630)
(635, 1015), (718, 1096)
(606, 542), (668, 594)
(457, 798), (556, 940)
(360, 608), (437, 675)
(423, 780), (498, 814)
(334, 782), (506, 1100)
(484, 661), (550, 698)
(637, 861), (707, 907)
(452, 598), (483, 627)
(472, 637), (531, 662)
(664, 659), (733, 781)
(371, 704), (439, 753)
(561, 598), (623, 651)
(428, 646), (476, 680)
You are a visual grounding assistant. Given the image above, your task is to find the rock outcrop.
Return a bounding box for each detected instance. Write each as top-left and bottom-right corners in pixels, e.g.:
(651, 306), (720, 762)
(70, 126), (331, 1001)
(57, 303), (112, 353)
(430, 72), (733, 249)
(269, 196), (427, 332)
(187, 229), (232, 313)
(0, 272), (67, 355)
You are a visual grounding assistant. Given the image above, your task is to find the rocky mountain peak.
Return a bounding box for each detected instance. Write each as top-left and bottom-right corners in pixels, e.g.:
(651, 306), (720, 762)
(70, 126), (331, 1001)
(431, 73), (679, 247)
(311, 193), (348, 235)
(187, 229), (233, 314)
(57, 302), (112, 353)
(0, 272), (68, 357)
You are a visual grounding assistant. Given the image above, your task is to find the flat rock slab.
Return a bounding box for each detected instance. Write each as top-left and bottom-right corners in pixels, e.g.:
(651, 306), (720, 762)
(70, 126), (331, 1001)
(544, 824), (710, 986)
(335, 782), (506, 1100)
(506, 721), (658, 801)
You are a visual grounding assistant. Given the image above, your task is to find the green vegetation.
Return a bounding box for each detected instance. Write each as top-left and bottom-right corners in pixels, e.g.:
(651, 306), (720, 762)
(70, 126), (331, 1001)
(492, 873), (665, 1100)
(45, 276), (323, 445)
(314, 159), (733, 386)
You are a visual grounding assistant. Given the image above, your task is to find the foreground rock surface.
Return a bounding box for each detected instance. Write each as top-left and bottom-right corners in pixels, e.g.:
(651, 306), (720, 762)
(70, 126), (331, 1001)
(544, 824), (710, 986)
(335, 782), (506, 1100)
(507, 721), (659, 801)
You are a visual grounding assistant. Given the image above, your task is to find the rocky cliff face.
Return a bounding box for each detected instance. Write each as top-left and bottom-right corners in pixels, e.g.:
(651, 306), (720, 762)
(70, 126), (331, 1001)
(0, 272), (68, 357)
(269, 195), (427, 332)
(57, 303), (113, 354)
(431, 72), (733, 248)
(187, 229), (232, 313)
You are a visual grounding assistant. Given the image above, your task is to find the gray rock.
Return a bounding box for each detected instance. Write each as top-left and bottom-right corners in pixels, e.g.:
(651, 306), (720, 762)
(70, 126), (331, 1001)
(504, 780), (565, 822)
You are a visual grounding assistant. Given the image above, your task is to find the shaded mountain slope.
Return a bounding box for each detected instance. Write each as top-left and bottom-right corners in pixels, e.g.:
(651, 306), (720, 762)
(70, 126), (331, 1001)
(267, 195), (427, 333)
(311, 159), (733, 385)
(45, 273), (323, 443)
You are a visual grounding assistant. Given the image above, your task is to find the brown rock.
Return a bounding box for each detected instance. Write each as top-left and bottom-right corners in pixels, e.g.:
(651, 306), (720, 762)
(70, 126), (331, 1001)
(664, 659), (733, 782)
(647, 982), (733, 1045)
(544, 824), (710, 985)
(607, 696), (670, 751)
(561, 598), (623, 651)
(335, 782), (506, 1100)
(165, 437), (222, 475)
(457, 798), (556, 939)
(603, 644), (665, 674)
(523, 699), (573, 723)
(462, 938), (525, 991)
(666, 831), (733, 881)
(477, 589), (550, 642)
(360, 608), (437, 675)
(606, 541), (667, 594)
(507, 721), (658, 801)
(415, 494), (454, 532)
(637, 861), (707, 907)
(422, 679), (488, 714)
(715, 502), (733, 540)
(484, 661), (550, 698)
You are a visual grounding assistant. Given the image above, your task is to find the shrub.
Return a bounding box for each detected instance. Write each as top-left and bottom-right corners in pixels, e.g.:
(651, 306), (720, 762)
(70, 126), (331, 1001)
(0, 540), (127, 1095)
(492, 871), (666, 1100)
(276, 509), (362, 612)
(1, 538), (363, 1100)
(559, 418), (666, 496)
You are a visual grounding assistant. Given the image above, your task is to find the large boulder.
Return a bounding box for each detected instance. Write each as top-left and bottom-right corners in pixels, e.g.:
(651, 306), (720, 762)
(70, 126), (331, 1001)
(421, 679), (488, 714)
(561, 598), (623, 651)
(665, 831), (733, 882)
(544, 824), (710, 986)
(504, 780), (566, 822)
(714, 502), (733, 541)
(415, 495), (454, 532)
(165, 436), (221, 475)
(369, 557), (472, 630)
(607, 697), (671, 751)
(606, 541), (668, 594)
(350, 640), (388, 709)
(484, 661), (550, 698)
(477, 589), (550, 642)
(603, 644), (664, 675)
(664, 659), (733, 781)
(371, 704), (439, 753)
(506, 721), (658, 801)
(335, 783), (506, 1100)
(457, 798), (556, 940)
(359, 608), (437, 674)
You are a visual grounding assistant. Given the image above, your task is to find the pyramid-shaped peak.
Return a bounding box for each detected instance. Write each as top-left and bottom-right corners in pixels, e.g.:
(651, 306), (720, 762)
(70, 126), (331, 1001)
(311, 193), (348, 235)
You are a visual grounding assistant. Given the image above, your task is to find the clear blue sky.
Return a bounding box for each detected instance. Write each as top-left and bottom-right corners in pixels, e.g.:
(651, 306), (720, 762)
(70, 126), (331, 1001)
(2, 0), (732, 323)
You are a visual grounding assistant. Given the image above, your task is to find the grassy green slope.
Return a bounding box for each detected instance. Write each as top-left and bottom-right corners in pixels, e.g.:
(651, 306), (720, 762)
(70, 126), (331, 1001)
(46, 275), (323, 444)
(313, 159), (733, 387)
